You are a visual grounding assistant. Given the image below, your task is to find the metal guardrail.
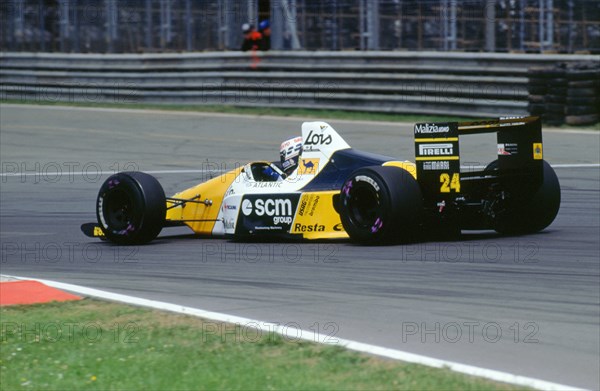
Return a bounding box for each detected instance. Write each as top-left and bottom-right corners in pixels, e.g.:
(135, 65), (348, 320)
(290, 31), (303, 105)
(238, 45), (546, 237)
(1, 51), (599, 118)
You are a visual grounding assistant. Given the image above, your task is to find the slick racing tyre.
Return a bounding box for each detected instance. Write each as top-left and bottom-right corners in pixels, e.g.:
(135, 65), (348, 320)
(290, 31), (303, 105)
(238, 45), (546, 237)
(338, 166), (423, 243)
(485, 160), (560, 235)
(96, 172), (166, 244)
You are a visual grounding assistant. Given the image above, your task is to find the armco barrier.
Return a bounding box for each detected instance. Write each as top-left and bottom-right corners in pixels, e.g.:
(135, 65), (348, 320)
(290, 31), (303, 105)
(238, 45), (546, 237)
(1, 51), (598, 119)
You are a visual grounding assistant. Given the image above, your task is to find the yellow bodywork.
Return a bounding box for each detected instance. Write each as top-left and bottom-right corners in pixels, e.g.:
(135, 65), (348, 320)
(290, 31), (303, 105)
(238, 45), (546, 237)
(291, 191), (348, 239)
(164, 161), (415, 239)
(382, 161), (417, 179)
(166, 168), (242, 235)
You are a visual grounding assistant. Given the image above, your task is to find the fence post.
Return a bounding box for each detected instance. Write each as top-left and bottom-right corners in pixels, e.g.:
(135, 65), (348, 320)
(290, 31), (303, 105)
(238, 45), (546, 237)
(287, 0), (301, 49)
(145, 0), (152, 51)
(485, 0), (496, 52)
(272, 0), (300, 50)
(185, 0), (193, 51)
(546, 0), (554, 50)
(441, 0), (448, 51)
(538, 0), (545, 51)
(38, 0), (45, 51)
(105, 0), (117, 53)
(366, 0), (379, 50)
(59, 0), (69, 52)
(13, 0), (23, 51)
(450, 0), (457, 50)
(271, 0), (283, 50)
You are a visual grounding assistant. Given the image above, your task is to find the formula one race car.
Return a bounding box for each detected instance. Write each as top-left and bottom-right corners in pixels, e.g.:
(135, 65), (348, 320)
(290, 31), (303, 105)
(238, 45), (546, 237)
(82, 116), (560, 244)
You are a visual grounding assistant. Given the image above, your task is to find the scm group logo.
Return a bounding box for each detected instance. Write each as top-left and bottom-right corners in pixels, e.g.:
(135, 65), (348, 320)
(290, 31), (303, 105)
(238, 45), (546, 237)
(242, 198), (294, 225)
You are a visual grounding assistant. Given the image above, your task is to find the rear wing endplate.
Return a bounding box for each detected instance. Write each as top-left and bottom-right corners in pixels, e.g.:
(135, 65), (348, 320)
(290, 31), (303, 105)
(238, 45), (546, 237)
(414, 116), (543, 203)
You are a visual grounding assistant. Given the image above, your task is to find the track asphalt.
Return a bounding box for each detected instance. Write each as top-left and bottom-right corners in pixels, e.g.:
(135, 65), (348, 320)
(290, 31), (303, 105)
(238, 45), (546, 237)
(1, 104), (598, 389)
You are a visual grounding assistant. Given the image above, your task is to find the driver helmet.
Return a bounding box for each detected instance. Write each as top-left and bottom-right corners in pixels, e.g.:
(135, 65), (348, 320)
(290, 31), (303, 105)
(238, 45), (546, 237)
(279, 136), (303, 174)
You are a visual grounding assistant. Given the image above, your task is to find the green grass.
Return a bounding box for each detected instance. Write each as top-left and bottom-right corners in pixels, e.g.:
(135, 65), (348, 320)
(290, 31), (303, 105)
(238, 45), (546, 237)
(0, 299), (528, 390)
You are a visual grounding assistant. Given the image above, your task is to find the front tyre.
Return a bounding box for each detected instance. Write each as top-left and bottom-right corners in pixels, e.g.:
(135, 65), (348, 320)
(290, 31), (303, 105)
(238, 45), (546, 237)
(96, 172), (166, 244)
(338, 166), (423, 243)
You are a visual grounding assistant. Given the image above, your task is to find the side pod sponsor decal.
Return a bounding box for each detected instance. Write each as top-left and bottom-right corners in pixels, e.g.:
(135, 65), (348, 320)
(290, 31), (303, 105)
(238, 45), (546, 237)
(414, 123), (451, 134)
(298, 158), (320, 175)
(291, 192), (347, 238)
(419, 143), (454, 156)
(305, 130), (332, 146)
(236, 194), (300, 234)
(294, 223), (326, 232)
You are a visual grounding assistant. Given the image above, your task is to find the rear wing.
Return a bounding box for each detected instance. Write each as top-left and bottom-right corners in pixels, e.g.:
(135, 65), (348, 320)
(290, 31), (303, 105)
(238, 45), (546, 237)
(414, 116), (543, 203)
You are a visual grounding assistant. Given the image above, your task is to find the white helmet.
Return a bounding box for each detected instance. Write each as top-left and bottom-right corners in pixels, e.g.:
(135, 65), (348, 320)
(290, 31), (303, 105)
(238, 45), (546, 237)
(280, 136), (303, 174)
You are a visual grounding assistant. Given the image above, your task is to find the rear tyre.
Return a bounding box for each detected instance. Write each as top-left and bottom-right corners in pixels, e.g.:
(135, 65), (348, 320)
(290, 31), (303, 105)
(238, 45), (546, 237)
(96, 172), (166, 244)
(338, 166), (423, 243)
(485, 160), (560, 235)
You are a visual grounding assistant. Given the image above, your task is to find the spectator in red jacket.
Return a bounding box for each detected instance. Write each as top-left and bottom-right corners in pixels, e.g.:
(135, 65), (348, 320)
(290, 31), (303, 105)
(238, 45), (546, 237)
(240, 23), (262, 51)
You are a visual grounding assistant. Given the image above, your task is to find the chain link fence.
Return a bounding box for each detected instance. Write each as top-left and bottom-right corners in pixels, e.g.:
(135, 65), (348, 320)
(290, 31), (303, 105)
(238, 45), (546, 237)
(301, 0), (600, 52)
(1, 0), (599, 53)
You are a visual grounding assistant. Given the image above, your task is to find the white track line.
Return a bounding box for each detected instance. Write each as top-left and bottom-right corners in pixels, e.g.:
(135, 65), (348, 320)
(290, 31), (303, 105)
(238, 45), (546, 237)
(550, 164), (600, 168)
(0, 169), (227, 177)
(0, 164), (598, 178)
(1, 274), (585, 391)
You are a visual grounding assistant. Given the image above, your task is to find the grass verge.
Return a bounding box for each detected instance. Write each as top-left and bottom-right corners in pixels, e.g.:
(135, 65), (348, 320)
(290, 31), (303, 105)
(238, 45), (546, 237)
(0, 299), (527, 390)
(0, 99), (477, 124)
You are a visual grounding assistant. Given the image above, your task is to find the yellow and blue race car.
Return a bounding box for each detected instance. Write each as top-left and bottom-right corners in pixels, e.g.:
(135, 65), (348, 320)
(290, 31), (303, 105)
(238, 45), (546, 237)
(83, 116), (560, 244)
